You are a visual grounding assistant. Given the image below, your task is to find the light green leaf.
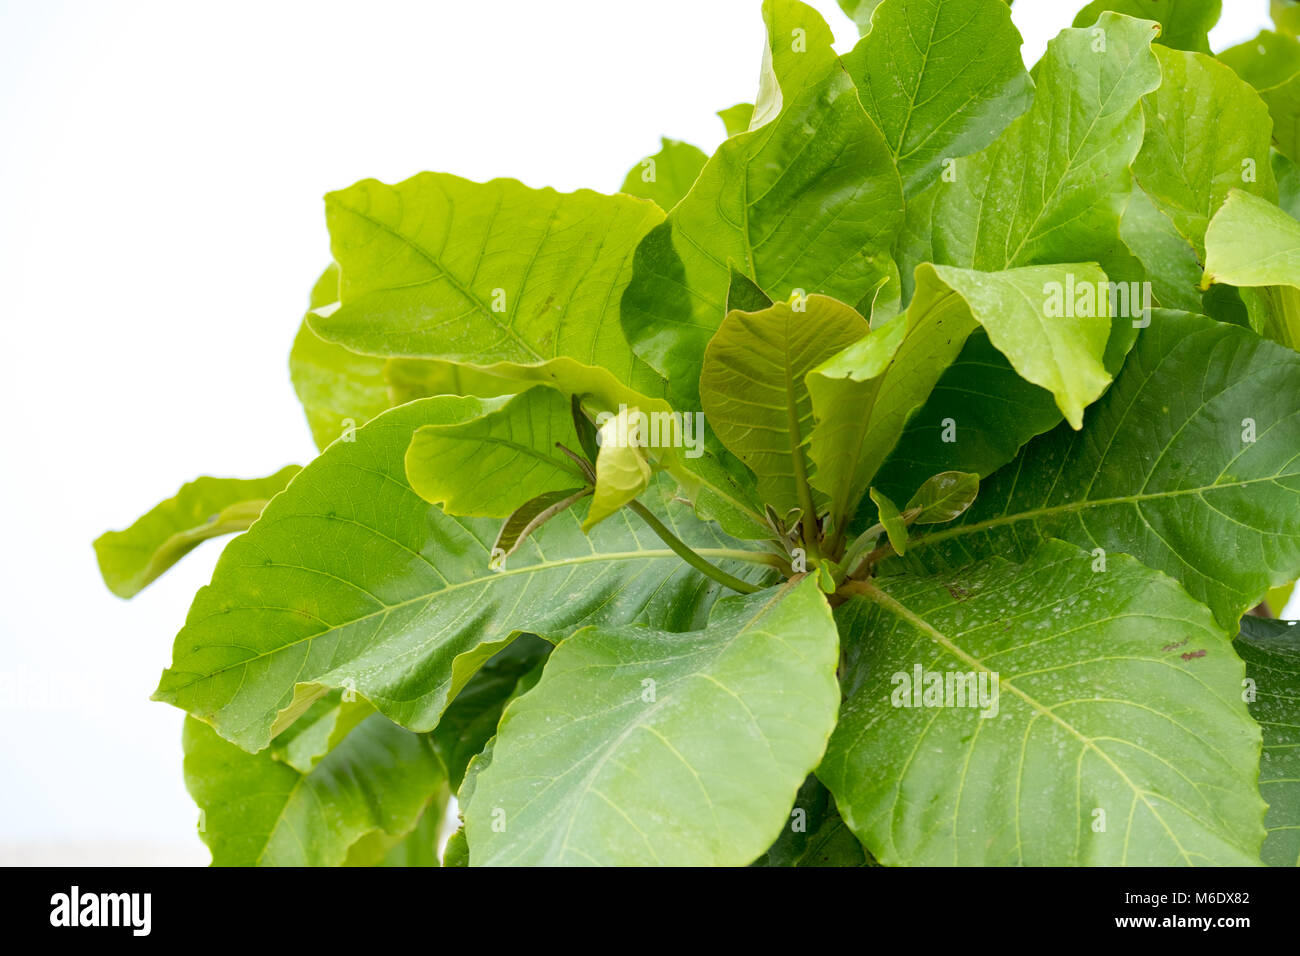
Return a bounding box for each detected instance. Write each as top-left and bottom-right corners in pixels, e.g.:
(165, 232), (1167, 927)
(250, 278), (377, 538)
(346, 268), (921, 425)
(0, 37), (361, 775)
(1204, 189), (1300, 349)
(701, 295), (868, 514)
(1235, 616), (1300, 866)
(1133, 46), (1277, 259)
(836, 0), (882, 34)
(904, 311), (1300, 631)
(290, 265), (393, 450)
(1277, 0), (1300, 37)
(906, 470), (979, 524)
(464, 576), (840, 866)
(929, 13), (1160, 277)
(184, 713), (445, 866)
(809, 263), (1113, 530)
(716, 102), (754, 137)
(621, 0), (904, 407)
(311, 171), (667, 411)
(584, 406), (652, 531)
(378, 802), (445, 867)
(822, 539), (1266, 865)
(268, 689), (374, 774)
(95, 466), (300, 598)
(619, 138), (708, 210)
(154, 399), (773, 752)
(1072, 0), (1220, 52)
(1119, 186), (1208, 311)
(869, 488), (907, 555)
(842, 0), (1033, 197)
(404, 388), (587, 517)
(1220, 31), (1300, 164)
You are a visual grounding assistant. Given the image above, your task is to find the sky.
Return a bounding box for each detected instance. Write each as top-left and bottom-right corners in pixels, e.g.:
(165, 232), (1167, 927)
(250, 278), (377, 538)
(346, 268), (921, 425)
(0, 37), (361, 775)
(0, 0), (1286, 864)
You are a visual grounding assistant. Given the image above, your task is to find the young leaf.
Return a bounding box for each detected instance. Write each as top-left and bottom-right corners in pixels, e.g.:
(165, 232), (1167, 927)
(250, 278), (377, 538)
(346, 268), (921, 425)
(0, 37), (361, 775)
(621, 0), (904, 406)
(463, 576), (840, 866)
(1133, 47), (1278, 260)
(95, 466), (300, 598)
(493, 488), (591, 559)
(842, 0), (1033, 198)
(822, 540), (1266, 866)
(869, 488), (907, 556)
(905, 311), (1300, 631)
(1235, 617), (1300, 866)
(836, 0), (882, 35)
(808, 263), (1113, 529)
(583, 407), (652, 531)
(153, 399), (773, 752)
(1220, 31), (1300, 164)
(1072, 0), (1221, 52)
(905, 471), (979, 524)
(701, 295), (868, 515)
(619, 137), (708, 211)
(1204, 188), (1300, 349)
(184, 714), (445, 866)
(404, 388), (587, 517)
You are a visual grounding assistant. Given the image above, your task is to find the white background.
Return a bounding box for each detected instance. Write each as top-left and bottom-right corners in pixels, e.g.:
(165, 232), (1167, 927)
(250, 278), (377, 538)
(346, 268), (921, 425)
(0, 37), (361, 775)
(0, 0), (1287, 864)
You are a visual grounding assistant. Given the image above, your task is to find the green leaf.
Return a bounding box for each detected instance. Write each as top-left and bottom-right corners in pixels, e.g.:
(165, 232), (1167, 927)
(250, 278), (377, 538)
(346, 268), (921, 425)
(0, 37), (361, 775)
(311, 171), (668, 411)
(1277, 0), (1300, 37)
(842, 0), (1033, 197)
(268, 689), (374, 774)
(1204, 189), (1300, 349)
(621, 0), (904, 407)
(404, 388), (587, 517)
(1235, 616), (1300, 866)
(463, 576), (841, 866)
(870, 488), (908, 555)
(184, 713), (445, 866)
(95, 466), (300, 598)
(928, 13), (1160, 277)
(836, 0), (882, 34)
(809, 263), (1113, 530)
(822, 539), (1266, 865)
(716, 102), (754, 137)
(906, 470), (979, 524)
(430, 634), (551, 790)
(290, 265), (393, 450)
(1119, 186), (1209, 312)
(1133, 47), (1278, 260)
(154, 398), (772, 752)
(1072, 0), (1221, 53)
(750, 776), (871, 866)
(619, 138), (708, 211)
(378, 801), (445, 867)
(584, 406), (652, 531)
(701, 295), (868, 514)
(442, 827), (469, 867)
(904, 311), (1300, 631)
(1220, 31), (1300, 164)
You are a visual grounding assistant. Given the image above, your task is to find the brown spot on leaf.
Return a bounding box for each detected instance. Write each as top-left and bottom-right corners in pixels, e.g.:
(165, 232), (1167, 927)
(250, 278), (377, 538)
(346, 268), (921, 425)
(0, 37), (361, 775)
(1180, 649), (1207, 661)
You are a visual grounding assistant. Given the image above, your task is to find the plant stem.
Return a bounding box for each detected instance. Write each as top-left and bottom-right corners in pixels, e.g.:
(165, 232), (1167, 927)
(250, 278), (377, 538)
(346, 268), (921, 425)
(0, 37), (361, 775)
(628, 500), (763, 594)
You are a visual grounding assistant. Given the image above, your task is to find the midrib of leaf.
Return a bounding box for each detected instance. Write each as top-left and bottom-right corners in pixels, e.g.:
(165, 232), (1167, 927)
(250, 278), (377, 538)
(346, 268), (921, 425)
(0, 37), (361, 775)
(910, 475), (1297, 552)
(783, 319), (818, 531)
(851, 580), (1201, 864)
(886, 3), (943, 164)
(166, 545), (767, 690)
(333, 199), (545, 362)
